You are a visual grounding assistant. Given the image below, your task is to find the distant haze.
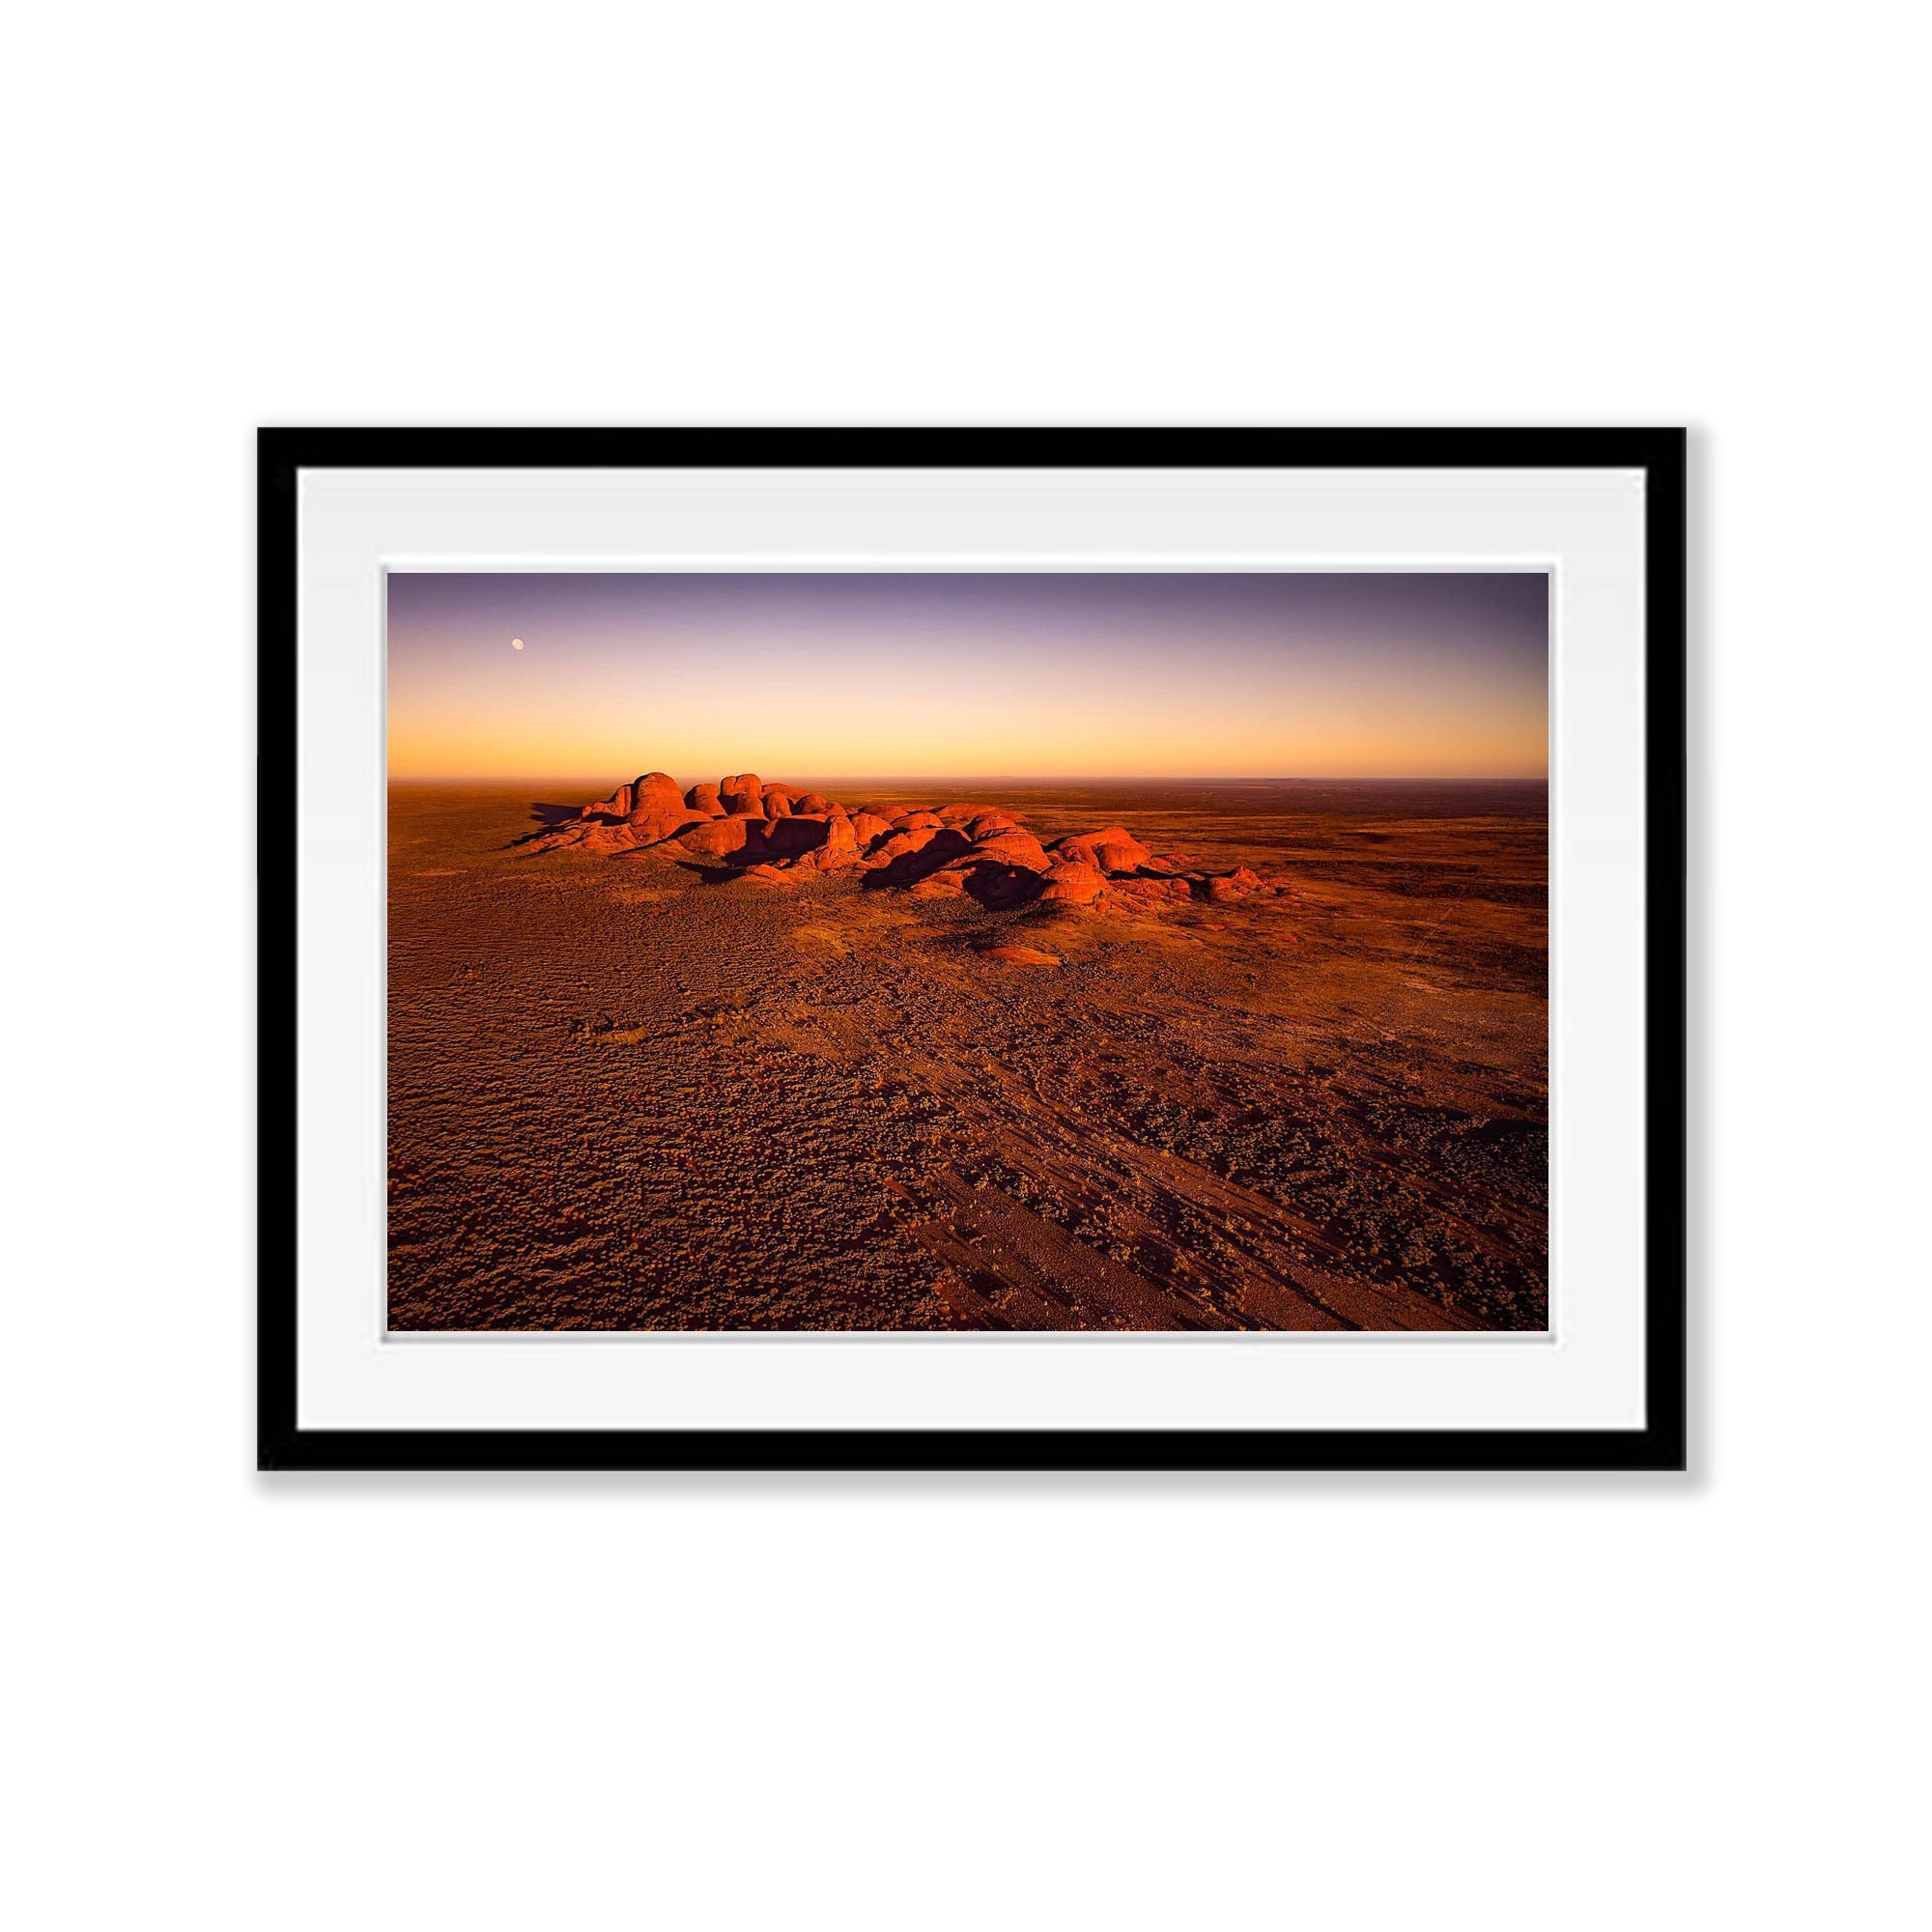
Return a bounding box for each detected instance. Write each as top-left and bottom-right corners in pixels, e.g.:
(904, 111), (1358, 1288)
(387, 572), (1548, 782)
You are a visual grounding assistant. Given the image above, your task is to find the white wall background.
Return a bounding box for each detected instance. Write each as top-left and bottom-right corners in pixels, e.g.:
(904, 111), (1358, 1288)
(6, 5), (1925, 1928)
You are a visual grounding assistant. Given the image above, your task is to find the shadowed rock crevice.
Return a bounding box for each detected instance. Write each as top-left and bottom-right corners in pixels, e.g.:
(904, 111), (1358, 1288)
(518, 771), (1289, 912)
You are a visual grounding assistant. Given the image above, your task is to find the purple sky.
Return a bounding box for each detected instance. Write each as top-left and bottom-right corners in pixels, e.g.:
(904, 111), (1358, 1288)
(387, 572), (1548, 781)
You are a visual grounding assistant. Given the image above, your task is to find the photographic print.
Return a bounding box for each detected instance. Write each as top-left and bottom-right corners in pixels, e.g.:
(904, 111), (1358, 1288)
(385, 569), (1550, 1335)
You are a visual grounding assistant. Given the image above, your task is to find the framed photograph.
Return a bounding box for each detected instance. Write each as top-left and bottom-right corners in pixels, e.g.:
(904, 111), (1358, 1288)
(259, 428), (1685, 1471)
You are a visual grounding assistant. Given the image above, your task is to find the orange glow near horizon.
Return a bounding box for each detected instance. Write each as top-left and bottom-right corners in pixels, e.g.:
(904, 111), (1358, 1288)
(387, 572), (1549, 784)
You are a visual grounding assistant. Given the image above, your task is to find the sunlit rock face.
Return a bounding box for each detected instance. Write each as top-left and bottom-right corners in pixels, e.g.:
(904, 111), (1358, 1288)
(518, 771), (1287, 911)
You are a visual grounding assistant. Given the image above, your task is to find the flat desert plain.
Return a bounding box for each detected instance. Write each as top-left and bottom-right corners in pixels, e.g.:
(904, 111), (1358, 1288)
(388, 780), (1548, 1331)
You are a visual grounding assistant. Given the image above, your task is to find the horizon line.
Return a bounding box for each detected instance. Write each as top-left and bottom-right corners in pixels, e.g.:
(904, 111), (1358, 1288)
(386, 771), (1552, 787)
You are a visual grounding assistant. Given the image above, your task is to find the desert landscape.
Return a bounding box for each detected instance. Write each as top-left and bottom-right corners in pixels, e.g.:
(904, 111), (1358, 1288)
(388, 771), (1548, 1331)
(386, 569), (1548, 1332)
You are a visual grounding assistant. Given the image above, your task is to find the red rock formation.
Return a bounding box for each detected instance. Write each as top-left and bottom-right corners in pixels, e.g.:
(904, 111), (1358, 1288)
(576, 823), (639, 852)
(1204, 866), (1271, 904)
(969, 828), (1050, 872)
(673, 817), (753, 859)
(1038, 860), (1107, 907)
(618, 772), (700, 843)
(581, 781), (634, 819)
(807, 813), (861, 871)
(520, 772), (1286, 915)
(1053, 826), (1152, 875)
(872, 825), (939, 862)
(1116, 875), (1192, 905)
(632, 772), (683, 810)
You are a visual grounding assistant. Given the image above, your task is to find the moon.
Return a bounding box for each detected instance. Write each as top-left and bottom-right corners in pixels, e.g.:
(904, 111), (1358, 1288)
(510, 638), (525, 651)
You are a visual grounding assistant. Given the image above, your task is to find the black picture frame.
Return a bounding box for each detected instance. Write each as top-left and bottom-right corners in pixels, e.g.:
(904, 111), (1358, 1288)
(258, 427), (1686, 1473)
